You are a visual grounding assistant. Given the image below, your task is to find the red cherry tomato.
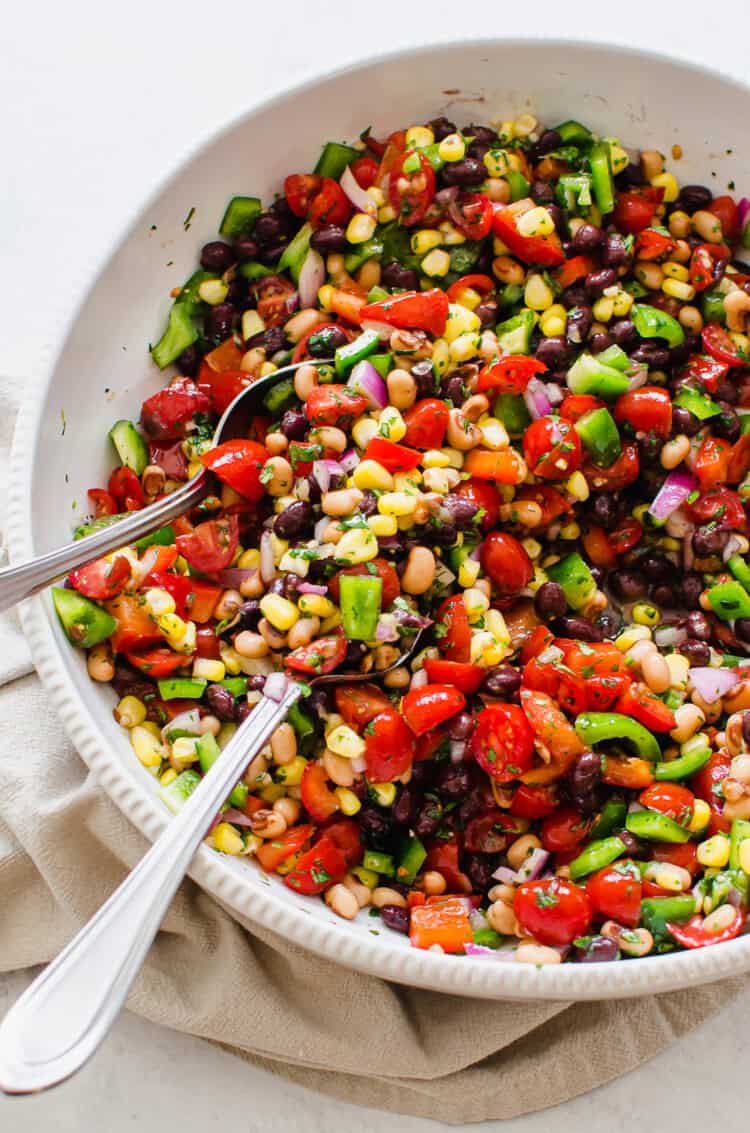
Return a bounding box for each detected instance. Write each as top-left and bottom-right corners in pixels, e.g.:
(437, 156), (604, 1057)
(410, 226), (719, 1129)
(402, 684), (466, 737)
(147, 570), (194, 618)
(300, 762), (339, 822)
(679, 354), (730, 397)
(541, 807), (592, 854)
(586, 862), (642, 928)
(481, 531), (534, 594)
(195, 626), (222, 660)
(196, 366), (252, 416)
(581, 524), (616, 569)
(423, 840), (473, 894)
(689, 244), (729, 293)
(453, 477), (500, 533)
(284, 173), (322, 218)
(651, 842), (700, 877)
(583, 441), (639, 492)
(448, 191), (493, 240)
(330, 559), (400, 608)
(436, 594), (472, 663)
(477, 355), (547, 395)
(402, 398), (449, 449)
(388, 152), (436, 226)
(614, 386), (672, 439)
(493, 206), (565, 266)
(702, 321), (750, 368)
(284, 836), (348, 895)
(694, 434), (732, 490)
(521, 657), (588, 718)
(446, 274), (495, 305)
(520, 688), (585, 768)
(201, 439), (269, 502)
(554, 255), (594, 290)
(364, 710), (415, 782)
(612, 187), (663, 235)
(363, 436), (422, 472)
(334, 683), (391, 730)
(559, 394), (605, 423)
(87, 488), (119, 517)
(423, 659), (485, 694)
(691, 750), (732, 835)
(464, 811), (521, 853)
(285, 635), (347, 676)
(350, 156), (379, 189)
(251, 274), (299, 327)
(668, 909), (744, 950)
(309, 178), (352, 229)
(305, 384), (368, 429)
(608, 517), (643, 556)
(141, 377), (211, 440)
(175, 515), (239, 574)
(639, 783), (694, 827)
(320, 818), (364, 867)
(728, 432), (750, 484)
(520, 626), (554, 665)
(514, 484), (571, 527)
(470, 703), (535, 783)
(68, 554), (131, 600)
(125, 647), (186, 678)
(108, 467), (144, 510)
(510, 784), (559, 820)
(523, 416), (582, 480)
(361, 290), (449, 338)
(634, 228), (675, 260)
(707, 195), (739, 242)
(514, 878), (593, 946)
(256, 824), (315, 872)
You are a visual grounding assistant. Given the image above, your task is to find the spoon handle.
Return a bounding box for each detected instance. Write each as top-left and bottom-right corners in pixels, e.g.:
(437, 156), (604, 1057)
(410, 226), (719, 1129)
(0, 681), (300, 1094)
(0, 472), (209, 614)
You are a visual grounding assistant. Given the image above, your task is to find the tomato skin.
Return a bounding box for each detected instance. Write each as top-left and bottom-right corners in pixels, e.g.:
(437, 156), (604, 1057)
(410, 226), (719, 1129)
(554, 254), (594, 290)
(481, 532), (534, 595)
(196, 365), (251, 416)
(448, 191), (493, 240)
(587, 864), (642, 928)
(691, 750), (732, 835)
(364, 709), (415, 782)
(702, 321), (749, 368)
(729, 433), (750, 484)
(613, 188), (661, 234)
(330, 559), (400, 608)
(614, 386), (672, 439)
(583, 441), (639, 492)
(402, 684), (466, 737)
(361, 290), (449, 338)
(147, 571), (194, 618)
(463, 448), (526, 484)
(511, 784), (559, 820)
(321, 817), (363, 867)
(363, 436), (422, 472)
(285, 635), (347, 676)
(540, 808), (591, 854)
(477, 355), (546, 395)
(334, 683), (391, 730)
(423, 659), (485, 694)
(402, 398), (449, 449)
(195, 626), (222, 660)
(284, 173), (322, 218)
(388, 152), (436, 226)
(68, 555), (131, 600)
(689, 244), (729, 293)
(514, 878), (593, 946)
(423, 840), (473, 894)
(201, 439), (269, 502)
(493, 207), (565, 266)
(284, 836), (348, 895)
(256, 824), (315, 872)
(681, 354), (730, 395)
(522, 657), (587, 719)
(581, 524), (616, 569)
(685, 486), (747, 529)
(141, 377), (211, 439)
(446, 273), (495, 305)
(464, 811), (520, 853)
(694, 435), (732, 491)
(560, 394), (605, 423)
(515, 485), (571, 527)
(615, 683), (675, 732)
(523, 416), (582, 480)
(108, 467), (144, 511)
(350, 156), (379, 189)
(520, 625), (554, 665)
(586, 674), (631, 711)
(305, 384), (368, 429)
(300, 763), (339, 823)
(608, 517), (643, 557)
(651, 842), (699, 877)
(520, 688), (584, 767)
(454, 478), (500, 533)
(634, 227), (675, 260)
(309, 177), (352, 229)
(602, 755), (654, 790)
(707, 195), (739, 242)
(88, 488), (119, 517)
(668, 909), (744, 950)
(639, 783), (695, 827)
(106, 592), (163, 653)
(125, 647), (186, 678)
(176, 516), (239, 574)
(436, 594), (472, 663)
(470, 703), (535, 783)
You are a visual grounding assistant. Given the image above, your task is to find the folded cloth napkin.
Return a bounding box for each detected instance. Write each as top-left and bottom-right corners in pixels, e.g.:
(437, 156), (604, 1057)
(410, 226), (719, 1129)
(0, 372), (744, 1122)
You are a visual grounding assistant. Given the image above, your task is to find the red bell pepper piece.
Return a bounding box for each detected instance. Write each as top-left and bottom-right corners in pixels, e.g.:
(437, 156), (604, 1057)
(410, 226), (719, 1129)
(492, 206), (565, 266)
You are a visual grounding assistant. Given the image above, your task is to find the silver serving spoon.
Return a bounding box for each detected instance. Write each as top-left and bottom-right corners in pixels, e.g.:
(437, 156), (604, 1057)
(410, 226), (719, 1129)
(0, 358), (330, 613)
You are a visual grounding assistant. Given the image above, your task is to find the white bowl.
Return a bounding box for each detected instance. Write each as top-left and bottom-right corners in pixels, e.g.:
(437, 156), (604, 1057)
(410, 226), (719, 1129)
(11, 38), (750, 1000)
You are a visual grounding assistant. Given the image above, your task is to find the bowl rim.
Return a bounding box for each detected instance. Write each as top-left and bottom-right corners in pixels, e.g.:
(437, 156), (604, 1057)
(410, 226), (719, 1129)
(10, 35), (750, 999)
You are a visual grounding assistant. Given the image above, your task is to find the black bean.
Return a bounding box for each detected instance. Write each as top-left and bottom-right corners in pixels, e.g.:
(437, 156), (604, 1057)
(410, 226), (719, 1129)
(609, 570), (647, 601)
(631, 344), (671, 370)
(609, 318), (638, 350)
(715, 380), (739, 405)
(435, 763), (472, 800)
(679, 185), (713, 214)
(680, 572), (705, 609)
(235, 600), (261, 631)
(415, 800), (443, 839)
(273, 500), (313, 540)
(428, 115), (457, 141)
(590, 332), (614, 355)
(535, 335), (571, 369)
(279, 409), (307, 441)
(566, 305), (594, 345)
(546, 203), (563, 232)
(309, 687), (332, 720)
(617, 830), (645, 857)
(684, 610), (712, 641)
(447, 711), (474, 741)
(441, 373), (467, 407)
(616, 162), (647, 188)
(574, 936), (619, 963)
(550, 615), (604, 642)
(204, 303), (237, 340)
(442, 157), (486, 187)
(206, 683), (236, 722)
(713, 402), (741, 442)
(177, 343), (201, 377)
(692, 525), (730, 557)
(639, 553), (672, 582)
(464, 854), (500, 892)
(233, 236), (259, 261)
(358, 807), (396, 852)
(357, 490), (377, 518)
(537, 128), (562, 155)
(571, 223), (603, 252)
(585, 268), (618, 298)
(534, 581), (567, 620)
(224, 278), (248, 308)
(345, 640), (368, 667)
(411, 358), (437, 398)
(562, 284), (588, 310)
(380, 905), (410, 934)
(310, 225), (347, 254)
(476, 299), (498, 328)
(393, 785), (418, 826)
(531, 179), (555, 204)
(309, 325), (349, 358)
(467, 124), (498, 147)
(254, 213), (287, 246)
(442, 493), (479, 528)
(258, 241), (288, 266)
(570, 751), (602, 797)
(591, 493), (620, 531)
(602, 232), (630, 268)
(638, 433), (663, 465)
(589, 565), (606, 587)
(743, 712), (750, 748)
(669, 338), (694, 369)
(382, 261), (420, 292)
(735, 619), (750, 644)
(681, 639), (711, 666)
(234, 702), (253, 725)
(200, 240), (235, 272)
(481, 664), (523, 698)
(670, 405), (702, 437)
(596, 609), (622, 640)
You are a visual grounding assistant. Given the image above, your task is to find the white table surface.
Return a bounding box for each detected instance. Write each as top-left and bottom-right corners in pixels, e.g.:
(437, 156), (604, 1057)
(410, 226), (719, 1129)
(2, 1), (749, 1128)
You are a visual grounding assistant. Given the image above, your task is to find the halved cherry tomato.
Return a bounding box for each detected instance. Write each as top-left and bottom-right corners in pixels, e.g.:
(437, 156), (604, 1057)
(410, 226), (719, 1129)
(300, 763), (339, 823)
(196, 365), (251, 416)
(493, 206), (565, 266)
(514, 485), (571, 527)
(477, 354), (547, 395)
(361, 289), (449, 338)
(350, 155), (379, 189)
(559, 394), (605, 423)
(584, 441), (639, 492)
(609, 517), (643, 556)
(363, 435), (422, 472)
(602, 755), (654, 789)
(147, 571), (194, 618)
(138, 545), (179, 585)
(679, 354), (729, 396)
(540, 808), (591, 854)
(388, 152), (436, 227)
(335, 683), (391, 729)
(689, 244), (729, 293)
(560, 640), (627, 681)
(201, 439), (269, 502)
(176, 515), (239, 574)
(514, 878), (592, 946)
(519, 625), (554, 665)
(651, 842), (699, 877)
(284, 836), (348, 895)
(284, 173), (322, 218)
(454, 477), (500, 532)
(125, 647), (186, 678)
(373, 131), (406, 181)
(423, 659), (485, 694)
(68, 555), (131, 600)
(189, 580), (222, 624)
(251, 274), (298, 327)
(409, 898), (473, 953)
(581, 524), (616, 569)
(685, 486), (747, 529)
(523, 416), (582, 480)
(691, 750), (732, 835)
(634, 228), (675, 260)
(402, 398), (449, 450)
(414, 727), (448, 763)
(423, 840), (472, 894)
(612, 187), (663, 235)
(108, 467), (144, 510)
(364, 709), (415, 781)
(554, 254), (594, 290)
(309, 177), (352, 229)
(305, 384), (368, 429)
(256, 824), (315, 872)
(614, 386), (672, 439)
(510, 784), (559, 820)
(615, 682), (675, 732)
(728, 432), (750, 484)
(586, 863), (642, 928)
(106, 592), (163, 653)
(446, 273), (495, 305)
(88, 488), (118, 517)
(330, 559), (400, 608)
(470, 703), (535, 783)
(463, 448), (526, 484)
(667, 909), (744, 950)
(464, 811), (519, 853)
(521, 657), (588, 719)
(448, 191), (493, 240)
(707, 195), (739, 242)
(586, 675), (632, 711)
(285, 635), (347, 676)
(702, 321), (750, 368)
(141, 377), (211, 439)
(520, 689), (584, 777)
(402, 684), (466, 737)
(436, 594), (472, 663)
(321, 817), (363, 867)
(640, 783), (694, 826)
(694, 434), (732, 490)
(481, 532), (533, 595)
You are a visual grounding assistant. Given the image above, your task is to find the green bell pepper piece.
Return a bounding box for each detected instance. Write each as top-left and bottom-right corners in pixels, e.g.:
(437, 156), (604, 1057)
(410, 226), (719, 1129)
(262, 378), (296, 414)
(314, 140), (360, 179)
(51, 587), (117, 649)
(506, 170), (531, 201)
(494, 393), (531, 437)
(596, 343), (630, 372)
(569, 836), (626, 881)
(238, 261), (277, 281)
(159, 769), (201, 814)
(496, 309), (535, 355)
(730, 818), (750, 870)
(277, 222), (313, 284)
(654, 742), (711, 781)
(449, 242), (481, 275)
(701, 290), (726, 324)
(158, 678), (207, 700)
(196, 733), (247, 808)
(702, 868), (749, 910)
(673, 387), (721, 420)
(554, 120), (594, 145)
(556, 173), (592, 212)
(396, 835), (427, 885)
(640, 895), (696, 939)
(590, 798), (628, 840)
(498, 282), (524, 311)
(135, 525), (176, 551)
(108, 419), (149, 475)
(287, 701), (316, 750)
(151, 302), (198, 370)
(74, 513), (127, 540)
(219, 196), (261, 238)
(472, 927), (503, 949)
(362, 850), (395, 877)
(369, 353), (393, 378)
(574, 407), (622, 467)
(632, 303), (685, 348)
(728, 555), (750, 591)
(626, 808), (690, 843)
(344, 237), (385, 273)
(740, 413), (750, 436)
(566, 352), (631, 399)
(334, 329), (381, 377)
(339, 574), (382, 641)
(575, 712), (661, 762)
(219, 677), (248, 698)
(366, 285), (390, 304)
(588, 142), (615, 214)
(707, 579), (750, 621)
(448, 537), (480, 574)
(545, 552), (596, 611)
(419, 143), (444, 172)
(176, 270), (219, 316)
(742, 220), (750, 251)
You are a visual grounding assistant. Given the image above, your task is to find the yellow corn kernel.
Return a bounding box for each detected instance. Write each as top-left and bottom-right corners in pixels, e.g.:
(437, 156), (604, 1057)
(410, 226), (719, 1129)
(539, 303), (567, 334)
(632, 602), (660, 627)
(731, 331), (750, 354)
(378, 204), (397, 224)
(366, 514), (397, 538)
(213, 822), (245, 855)
(661, 537), (682, 552)
(366, 186), (385, 208)
(444, 303), (481, 343)
(397, 514), (417, 531)
(609, 142), (629, 174)
(566, 470), (590, 502)
(592, 296), (614, 323)
(346, 212), (377, 244)
(334, 528), (378, 564)
(478, 417), (510, 450)
(663, 278), (696, 302)
(379, 406), (407, 442)
(452, 285), (482, 311)
(663, 261), (690, 282)
(219, 643), (243, 675)
(405, 124), (434, 148)
(493, 235), (511, 256)
(438, 220), (466, 246)
(369, 782), (397, 807)
(697, 835), (731, 869)
(327, 724), (366, 760)
(422, 449), (450, 468)
(421, 248), (452, 278)
(317, 283), (334, 310)
(440, 446), (465, 469)
(352, 416), (379, 450)
(651, 171), (679, 202)
(666, 652), (690, 690)
(269, 533), (288, 564)
(470, 630), (504, 668)
(171, 736), (199, 765)
(237, 548), (260, 570)
(159, 767), (178, 787)
(187, 459), (203, 479)
(335, 787), (362, 816)
(485, 608), (510, 644)
(449, 332), (481, 363)
(276, 756), (308, 787)
(463, 587), (490, 623)
(353, 459), (394, 492)
(513, 113), (537, 137)
(241, 309), (265, 340)
(688, 799), (711, 834)
(192, 658), (226, 682)
(144, 587), (176, 617)
(378, 491), (418, 516)
(516, 206), (555, 237)
(438, 132), (466, 162)
(141, 720), (163, 740)
(198, 278), (229, 305)
(432, 338), (451, 376)
(739, 839), (750, 875)
(458, 558), (481, 588)
(259, 594), (300, 632)
(616, 625), (652, 651)
(524, 273), (554, 311)
(115, 695), (147, 728)
(156, 612), (186, 640)
(298, 594), (335, 618)
(411, 228), (443, 256)
(483, 148), (510, 178)
(423, 467), (451, 494)
(320, 610), (342, 634)
(259, 361), (278, 378)
(612, 289), (634, 317)
(561, 518), (582, 541)
(130, 725), (164, 768)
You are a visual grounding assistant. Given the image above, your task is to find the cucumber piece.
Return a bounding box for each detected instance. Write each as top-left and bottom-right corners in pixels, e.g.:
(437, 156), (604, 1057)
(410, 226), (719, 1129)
(108, 420), (149, 475)
(151, 302), (198, 370)
(554, 120), (594, 145)
(448, 537), (479, 573)
(177, 270), (219, 316)
(344, 237), (384, 274)
(262, 377), (296, 414)
(51, 587), (117, 649)
(506, 169), (531, 201)
(314, 141), (360, 180)
(135, 525), (176, 551)
(74, 513), (127, 540)
(496, 309), (535, 355)
(494, 393), (531, 436)
(277, 222), (313, 284)
(545, 552), (596, 611)
(219, 196), (261, 238)
(157, 678), (208, 700)
(220, 677), (249, 698)
(159, 769), (201, 814)
(195, 733), (247, 807)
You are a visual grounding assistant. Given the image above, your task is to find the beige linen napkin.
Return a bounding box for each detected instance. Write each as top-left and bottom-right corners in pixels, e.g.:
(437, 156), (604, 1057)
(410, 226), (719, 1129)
(0, 372), (744, 1122)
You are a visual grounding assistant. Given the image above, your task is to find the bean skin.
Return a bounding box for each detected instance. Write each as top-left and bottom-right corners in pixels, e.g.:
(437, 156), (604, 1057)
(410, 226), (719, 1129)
(534, 581), (567, 620)
(550, 615), (604, 642)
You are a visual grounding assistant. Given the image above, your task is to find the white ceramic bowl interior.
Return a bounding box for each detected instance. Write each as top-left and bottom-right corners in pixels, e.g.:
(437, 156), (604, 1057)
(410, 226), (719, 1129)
(11, 39), (750, 999)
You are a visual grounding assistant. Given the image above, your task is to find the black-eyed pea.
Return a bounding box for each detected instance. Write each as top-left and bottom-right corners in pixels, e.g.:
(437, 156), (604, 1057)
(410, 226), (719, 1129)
(284, 307), (323, 343)
(215, 589), (243, 620)
(373, 644), (401, 670)
(726, 714), (747, 758)
(288, 616), (320, 650)
(446, 408), (482, 450)
(258, 618), (288, 651)
(239, 570), (264, 598)
(640, 149), (664, 179)
(87, 642), (115, 682)
(506, 833), (542, 871)
(641, 651), (670, 694)
(270, 722), (297, 765)
(401, 546), (437, 595)
(487, 900), (519, 935)
(660, 435), (691, 470)
(422, 870), (447, 896)
(488, 883), (515, 905)
(198, 715), (221, 737)
(601, 920), (654, 957)
(294, 362), (319, 401)
(250, 809), (287, 839)
(372, 887), (407, 909)
(383, 666), (411, 689)
(724, 679), (750, 713)
(263, 456), (294, 497)
(386, 368), (418, 410)
(515, 943), (561, 965)
(264, 431), (288, 456)
(273, 796), (301, 825)
(670, 703), (705, 744)
(479, 330), (499, 361)
(461, 393), (490, 422)
(324, 883), (360, 920)
(693, 209), (724, 243)
(730, 752), (750, 783)
(141, 464), (166, 499)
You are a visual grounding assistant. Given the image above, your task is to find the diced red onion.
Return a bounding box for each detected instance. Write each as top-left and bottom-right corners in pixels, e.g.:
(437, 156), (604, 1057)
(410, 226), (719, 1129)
(523, 377), (552, 421)
(347, 359), (388, 410)
(284, 291), (300, 315)
(653, 624), (688, 649)
(222, 807), (257, 828)
(626, 361), (648, 391)
(435, 186), (459, 206)
(312, 458), (344, 494)
(546, 382), (564, 406)
(649, 469), (699, 523)
(314, 515), (331, 543)
(469, 908), (488, 931)
(297, 581), (328, 595)
(688, 666), (740, 704)
(259, 531), (276, 584)
(727, 886), (744, 909)
(351, 756), (367, 774)
(516, 848), (550, 882)
(340, 165), (378, 216)
(216, 568), (258, 588)
(724, 534), (744, 562)
(628, 801), (645, 814)
(264, 672), (288, 702)
(340, 448), (360, 472)
(298, 248), (325, 309)
(375, 617), (399, 642)
(361, 318), (393, 342)
(162, 709), (201, 738)
(410, 669), (430, 690)
(449, 740), (466, 764)
(469, 543), (484, 562)
(738, 198), (750, 233)
(492, 865), (520, 885)
(463, 943), (503, 958)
